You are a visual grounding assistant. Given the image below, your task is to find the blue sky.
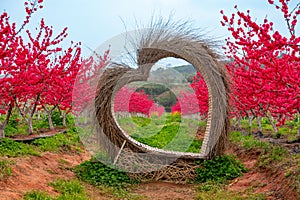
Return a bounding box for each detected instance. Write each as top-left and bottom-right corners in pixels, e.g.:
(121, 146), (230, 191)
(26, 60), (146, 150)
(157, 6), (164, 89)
(1, 0), (293, 58)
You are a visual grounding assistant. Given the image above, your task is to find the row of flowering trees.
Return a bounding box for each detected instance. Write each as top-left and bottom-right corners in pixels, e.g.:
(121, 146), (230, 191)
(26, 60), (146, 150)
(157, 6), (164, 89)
(222, 0), (299, 132)
(0, 0), (115, 137)
(0, 0), (84, 137)
(171, 0), (299, 133)
(114, 86), (165, 117)
(0, 0), (165, 138)
(1, 0), (298, 137)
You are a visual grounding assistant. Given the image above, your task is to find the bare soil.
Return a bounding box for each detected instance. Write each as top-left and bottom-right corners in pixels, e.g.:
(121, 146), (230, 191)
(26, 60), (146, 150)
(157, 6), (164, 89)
(0, 129), (299, 200)
(0, 151), (90, 200)
(133, 182), (196, 200)
(226, 146), (299, 200)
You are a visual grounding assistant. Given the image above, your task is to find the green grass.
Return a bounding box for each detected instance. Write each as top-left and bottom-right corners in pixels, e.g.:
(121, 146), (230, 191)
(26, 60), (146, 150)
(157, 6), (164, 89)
(74, 159), (136, 188)
(3, 111), (76, 137)
(195, 155), (247, 183)
(32, 127), (82, 153)
(24, 191), (52, 200)
(237, 117), (300, 136)
(24, 179), (89, 200)
(0, 127), (82, 157)
(49, 179), (88, 200)
(229, 131), (289, 167)
(0, 138), (40, 157)
(117, 114), (204, 153)
(187, 139), (203, 153)
(230, 131), (269, 150)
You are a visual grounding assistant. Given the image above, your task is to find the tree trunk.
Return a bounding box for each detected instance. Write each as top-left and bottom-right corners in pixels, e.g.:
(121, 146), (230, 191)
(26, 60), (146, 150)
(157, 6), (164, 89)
(37, 111), (41, 120)
(257, 116), (262, 132)
(266, 114), (278, 133)
(47, 112), (54, 130)
(0, 127), (4, 138)
(62, 112), (67, 127)
(0, 104), (13, 138)
(248, 116), (253, 127)
(248, 115), (253, 132)
(28, 118), (34, 134)
(236, 116), (241, 129)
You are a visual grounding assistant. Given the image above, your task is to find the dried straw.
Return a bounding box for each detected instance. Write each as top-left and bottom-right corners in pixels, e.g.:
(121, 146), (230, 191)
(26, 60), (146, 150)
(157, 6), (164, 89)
(93, 20), (230, 182)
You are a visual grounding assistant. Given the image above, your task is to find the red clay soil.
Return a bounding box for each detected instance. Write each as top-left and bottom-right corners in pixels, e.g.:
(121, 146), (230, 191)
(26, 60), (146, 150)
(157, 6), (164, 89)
(0, 151), (91, 200)
(227, 146), (299, 200)
(0, 139), (299, 200)
(133, 182), (196, 200)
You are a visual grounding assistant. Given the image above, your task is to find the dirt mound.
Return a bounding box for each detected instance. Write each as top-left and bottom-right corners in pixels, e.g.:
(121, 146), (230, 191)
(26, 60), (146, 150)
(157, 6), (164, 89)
(227, 145), (299, 200)
(0, 151), (91, 200)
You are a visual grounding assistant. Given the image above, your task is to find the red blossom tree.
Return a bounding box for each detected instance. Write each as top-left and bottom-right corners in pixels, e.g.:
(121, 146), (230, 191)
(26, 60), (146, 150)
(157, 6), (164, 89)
(0, 0), (82, 135)
(0, 0), (45, 137)
(72, 49), (110, 125)
(171, 72), (209, 119)
(221, 0), (300, 132)
(12, 19), (82, 134)
(39, 43), (81, 129)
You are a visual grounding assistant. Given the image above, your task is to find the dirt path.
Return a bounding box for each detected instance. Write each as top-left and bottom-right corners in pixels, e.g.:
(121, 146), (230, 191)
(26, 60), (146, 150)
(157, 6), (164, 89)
(133, 182), (196, 200)
(0, 151), (91, 200)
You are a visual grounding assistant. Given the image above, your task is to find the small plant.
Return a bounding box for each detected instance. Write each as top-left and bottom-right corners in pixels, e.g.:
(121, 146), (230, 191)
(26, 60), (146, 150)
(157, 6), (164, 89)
(197, 181), (224, 192)
(0, 160), (13, 180)
(24, 191), (52, 200)
(50, 179), (88, 200)
(24, 179), (89, 200)
(195, 155), (247, 183)
(66, 114), (75, 126)
(74, 159), (136, 188)
(4, 125), (18, 137)
(49, 110), (63, 126)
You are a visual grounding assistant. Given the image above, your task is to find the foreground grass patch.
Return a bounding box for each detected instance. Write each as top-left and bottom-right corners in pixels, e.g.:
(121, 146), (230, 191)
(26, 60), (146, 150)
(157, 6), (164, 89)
(24, 179), (89, 200)
(195, 155), (247, 183)
(74, 159), (136, 188)
(0, 127), (82, 157)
